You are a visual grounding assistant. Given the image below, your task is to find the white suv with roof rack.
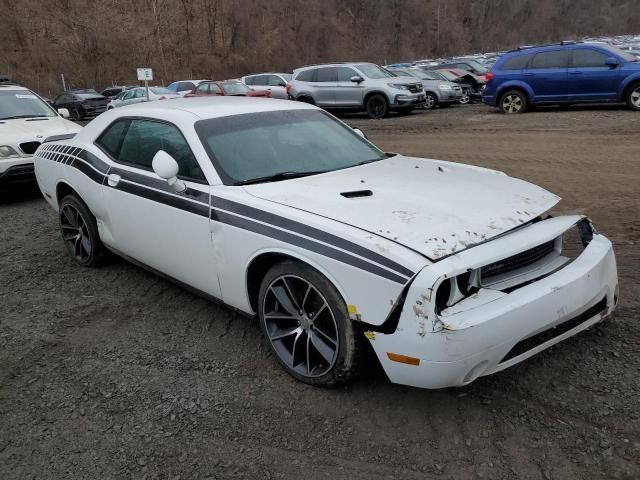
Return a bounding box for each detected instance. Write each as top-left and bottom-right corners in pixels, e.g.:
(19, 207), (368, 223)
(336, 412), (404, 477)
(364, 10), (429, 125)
(0, 84), (81, 189)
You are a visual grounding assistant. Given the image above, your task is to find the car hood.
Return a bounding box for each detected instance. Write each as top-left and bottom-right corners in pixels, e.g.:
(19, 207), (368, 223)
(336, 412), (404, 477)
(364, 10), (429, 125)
(0, 116), (81, 147)
(421, 79), (459, 89)
(244, 155), (560, 261)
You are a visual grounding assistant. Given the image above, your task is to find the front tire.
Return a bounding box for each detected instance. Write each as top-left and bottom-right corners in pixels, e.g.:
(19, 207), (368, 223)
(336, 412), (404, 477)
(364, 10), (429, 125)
(459, 88), (471, 105)
(59, 194), (104, 267)
(424, 92), (438, 110)
(499, 90), (528, 114)
(258, 260), (363, 387)
(71, 109), (82, 122)
(626, 82), (640, 111)
(365, 94), (389, 119)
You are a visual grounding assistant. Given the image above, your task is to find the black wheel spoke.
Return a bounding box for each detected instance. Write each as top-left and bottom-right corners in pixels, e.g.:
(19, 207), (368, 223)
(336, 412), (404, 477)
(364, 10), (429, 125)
(263, 274), (339, 378)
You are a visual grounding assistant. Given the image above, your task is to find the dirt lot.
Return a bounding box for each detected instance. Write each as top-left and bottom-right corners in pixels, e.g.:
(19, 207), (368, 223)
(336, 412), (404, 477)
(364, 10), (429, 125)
(1, 104), (639, 480)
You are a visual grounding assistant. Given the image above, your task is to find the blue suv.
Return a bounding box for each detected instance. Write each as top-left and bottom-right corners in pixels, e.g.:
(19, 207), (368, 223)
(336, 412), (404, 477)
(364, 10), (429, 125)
(482, 42), (640, 113)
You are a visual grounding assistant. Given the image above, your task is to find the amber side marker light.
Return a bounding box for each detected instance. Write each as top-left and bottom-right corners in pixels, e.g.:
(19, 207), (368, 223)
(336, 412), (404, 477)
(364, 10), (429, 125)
(387, 352), (420, 366)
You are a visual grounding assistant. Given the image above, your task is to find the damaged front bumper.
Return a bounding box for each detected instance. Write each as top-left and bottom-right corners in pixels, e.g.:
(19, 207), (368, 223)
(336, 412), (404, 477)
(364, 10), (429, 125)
(367, 216), (618, 389)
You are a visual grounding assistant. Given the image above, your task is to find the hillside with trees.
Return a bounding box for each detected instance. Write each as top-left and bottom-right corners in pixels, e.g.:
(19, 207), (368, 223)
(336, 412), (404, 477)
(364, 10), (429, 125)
(2, 0), (639, 95)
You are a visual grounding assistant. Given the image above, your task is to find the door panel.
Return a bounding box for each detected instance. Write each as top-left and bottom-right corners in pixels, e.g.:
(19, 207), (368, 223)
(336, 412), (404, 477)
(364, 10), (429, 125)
(333, 67), (364, 106)
(568, 48), (619, 101)
(310, 67), (337, 106)
(96, 118), (220, 297)
(525, 50), (569, 103)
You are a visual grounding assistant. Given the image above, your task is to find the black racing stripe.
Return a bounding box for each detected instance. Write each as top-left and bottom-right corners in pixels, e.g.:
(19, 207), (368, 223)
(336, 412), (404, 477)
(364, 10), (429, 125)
(212, 196), (414, 278)
(43, 133), (77, 143)
(211, 208), (407, 284)
(78, 149), (110, 173)
(115, 181), (210, 217)
(69, 158), (107, 184)
(111, 167), (209, 203)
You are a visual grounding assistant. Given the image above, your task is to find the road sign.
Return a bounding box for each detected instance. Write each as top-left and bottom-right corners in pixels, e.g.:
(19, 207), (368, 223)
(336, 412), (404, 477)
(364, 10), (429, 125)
(136, 68), (153, 81)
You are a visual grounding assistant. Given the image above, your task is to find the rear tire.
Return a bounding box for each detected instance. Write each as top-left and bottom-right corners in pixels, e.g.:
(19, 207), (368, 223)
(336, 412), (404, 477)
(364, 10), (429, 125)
(499, 89), (528, 114)
(297, 96), (315, 105)
(59, 194), (104, 267)
(71, 109), (82, 121)
(424, 92), (438, 110)
(365, 94), (389, 119)
(258, 260), (363, 387)
(626, 82), (640, 111)
(459, 88), (471, 105)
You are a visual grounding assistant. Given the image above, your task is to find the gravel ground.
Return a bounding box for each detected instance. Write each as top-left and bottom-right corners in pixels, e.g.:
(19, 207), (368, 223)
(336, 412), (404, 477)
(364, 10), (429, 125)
(1, 104), (639, 480)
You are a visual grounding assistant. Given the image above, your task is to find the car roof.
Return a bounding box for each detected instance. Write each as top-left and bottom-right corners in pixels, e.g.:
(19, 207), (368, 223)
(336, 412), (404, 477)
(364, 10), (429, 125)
(294, 62), (373, 72)
(110, 96), (316, 120)
(0, 85), (30, 91)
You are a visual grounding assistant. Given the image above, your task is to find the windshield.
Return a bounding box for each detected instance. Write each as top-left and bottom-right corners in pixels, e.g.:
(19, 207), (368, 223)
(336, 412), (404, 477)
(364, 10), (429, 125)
(0, 90), (57, 120)
(355, 63), (395, 79)
(75, 91), (102, 99)
(221, 81), (251, 95)
(195, 110), (385, 185)
(435, 70), (458, 81)
(604, 45), (638, 62)
(280, 74), (292, 81)
(150, 87), (174, 95)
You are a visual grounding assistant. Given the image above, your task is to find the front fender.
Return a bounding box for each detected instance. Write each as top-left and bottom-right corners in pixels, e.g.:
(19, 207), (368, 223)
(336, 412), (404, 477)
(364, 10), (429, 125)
(617, 72), (640, 101)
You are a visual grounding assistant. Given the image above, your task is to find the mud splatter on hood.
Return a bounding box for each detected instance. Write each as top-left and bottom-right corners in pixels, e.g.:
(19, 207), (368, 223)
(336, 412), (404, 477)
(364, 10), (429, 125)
(245, 155), (560, 260)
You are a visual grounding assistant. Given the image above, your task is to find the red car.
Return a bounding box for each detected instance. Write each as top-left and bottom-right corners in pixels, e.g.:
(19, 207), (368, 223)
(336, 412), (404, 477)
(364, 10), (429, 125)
(185, 80), (271, 98)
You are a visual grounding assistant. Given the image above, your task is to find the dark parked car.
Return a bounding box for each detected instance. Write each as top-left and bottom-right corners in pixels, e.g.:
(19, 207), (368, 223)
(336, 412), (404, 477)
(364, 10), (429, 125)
(53, 89), (108, 121)
(100, 85), (137, 98)
(483, 42), (640, 113)
(419, 68), (476, 104)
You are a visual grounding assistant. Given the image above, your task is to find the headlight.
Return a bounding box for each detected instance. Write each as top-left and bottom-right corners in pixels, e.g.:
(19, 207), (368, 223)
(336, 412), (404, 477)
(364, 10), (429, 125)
(0, 146), (20, 159)
(438, 84), (453, 90)
(434, 271), (479, 313)
(389, 84), (410, 90)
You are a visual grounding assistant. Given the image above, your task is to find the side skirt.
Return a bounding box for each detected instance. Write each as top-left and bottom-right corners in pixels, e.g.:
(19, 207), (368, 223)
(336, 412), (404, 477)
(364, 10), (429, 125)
(103, 245), (255, 320)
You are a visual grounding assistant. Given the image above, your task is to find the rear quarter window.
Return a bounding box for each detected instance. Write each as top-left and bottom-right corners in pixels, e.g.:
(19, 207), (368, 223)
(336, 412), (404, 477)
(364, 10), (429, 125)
(295, 69), (315, 82)
(501, 54), (531, 70)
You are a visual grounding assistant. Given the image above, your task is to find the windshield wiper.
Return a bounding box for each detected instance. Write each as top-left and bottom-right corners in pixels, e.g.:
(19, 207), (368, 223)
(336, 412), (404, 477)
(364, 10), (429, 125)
(236, 170), (327, 186)
(0, 114), (49, 120)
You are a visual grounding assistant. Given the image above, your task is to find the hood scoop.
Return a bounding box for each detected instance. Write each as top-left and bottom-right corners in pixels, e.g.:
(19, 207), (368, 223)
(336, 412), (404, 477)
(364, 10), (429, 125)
(340, 189), (373, 198)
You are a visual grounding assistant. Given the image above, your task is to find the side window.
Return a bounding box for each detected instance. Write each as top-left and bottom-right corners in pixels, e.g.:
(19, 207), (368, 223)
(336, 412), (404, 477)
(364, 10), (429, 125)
(167, 82), (178, 92)
(268, 75), (286, 86)
(195, 83), (209, 94)
(315, 67), (337, 82)
(122, 90), (135, 100)
(133, 89), (145, 98)
(244, 76), (255, 85)
(117, 119), (206, 181)
(336, 67), (358, 81)
(572, 49), (609, 68)
(96, 119), (130, 158)
(210, 83), (222, 94)
(530, 50), (569, 69)
(295, 69), (315, 82)
(179, 82), (195, 92)
(253, 75), (269, 85)
(501, 54), (531, 70)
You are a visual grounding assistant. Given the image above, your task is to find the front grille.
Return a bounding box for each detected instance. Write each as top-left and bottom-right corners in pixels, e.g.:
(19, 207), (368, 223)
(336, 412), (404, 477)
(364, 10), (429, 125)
(481, 240), (555, 281)
(20, 141), (41, 155)
(500, 297), (607, 363)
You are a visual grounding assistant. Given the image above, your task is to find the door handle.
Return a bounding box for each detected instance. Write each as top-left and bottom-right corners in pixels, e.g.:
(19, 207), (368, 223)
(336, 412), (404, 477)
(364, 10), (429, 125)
(107, 173), (121, 187)
(524, 73), (534, 76)
(569, 71), (582, 75)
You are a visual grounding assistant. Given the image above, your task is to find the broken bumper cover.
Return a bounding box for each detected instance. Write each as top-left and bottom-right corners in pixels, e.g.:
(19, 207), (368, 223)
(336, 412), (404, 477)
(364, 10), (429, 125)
(368, 232), (618, 389)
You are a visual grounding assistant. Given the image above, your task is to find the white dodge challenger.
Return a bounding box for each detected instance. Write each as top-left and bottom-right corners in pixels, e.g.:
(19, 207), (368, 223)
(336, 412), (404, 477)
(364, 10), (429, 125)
(33, 97), (618, 389)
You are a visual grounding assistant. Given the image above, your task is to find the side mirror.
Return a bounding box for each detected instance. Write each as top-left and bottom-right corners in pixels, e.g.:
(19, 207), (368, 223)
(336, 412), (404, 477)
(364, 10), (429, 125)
(353, 127), (367, 139)
(58, 108), (70, 118)
(350, 75), (364, 83)
(605, 57), (619, 68)
(152, 150), (186, 193)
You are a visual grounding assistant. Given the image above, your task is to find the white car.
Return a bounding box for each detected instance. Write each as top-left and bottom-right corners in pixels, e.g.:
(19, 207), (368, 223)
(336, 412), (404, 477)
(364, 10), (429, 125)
(107, 87), (180, 109)
(33, 98), (618, 389)
(1, 84), (81, 189)
(241, 73), (293, 99)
